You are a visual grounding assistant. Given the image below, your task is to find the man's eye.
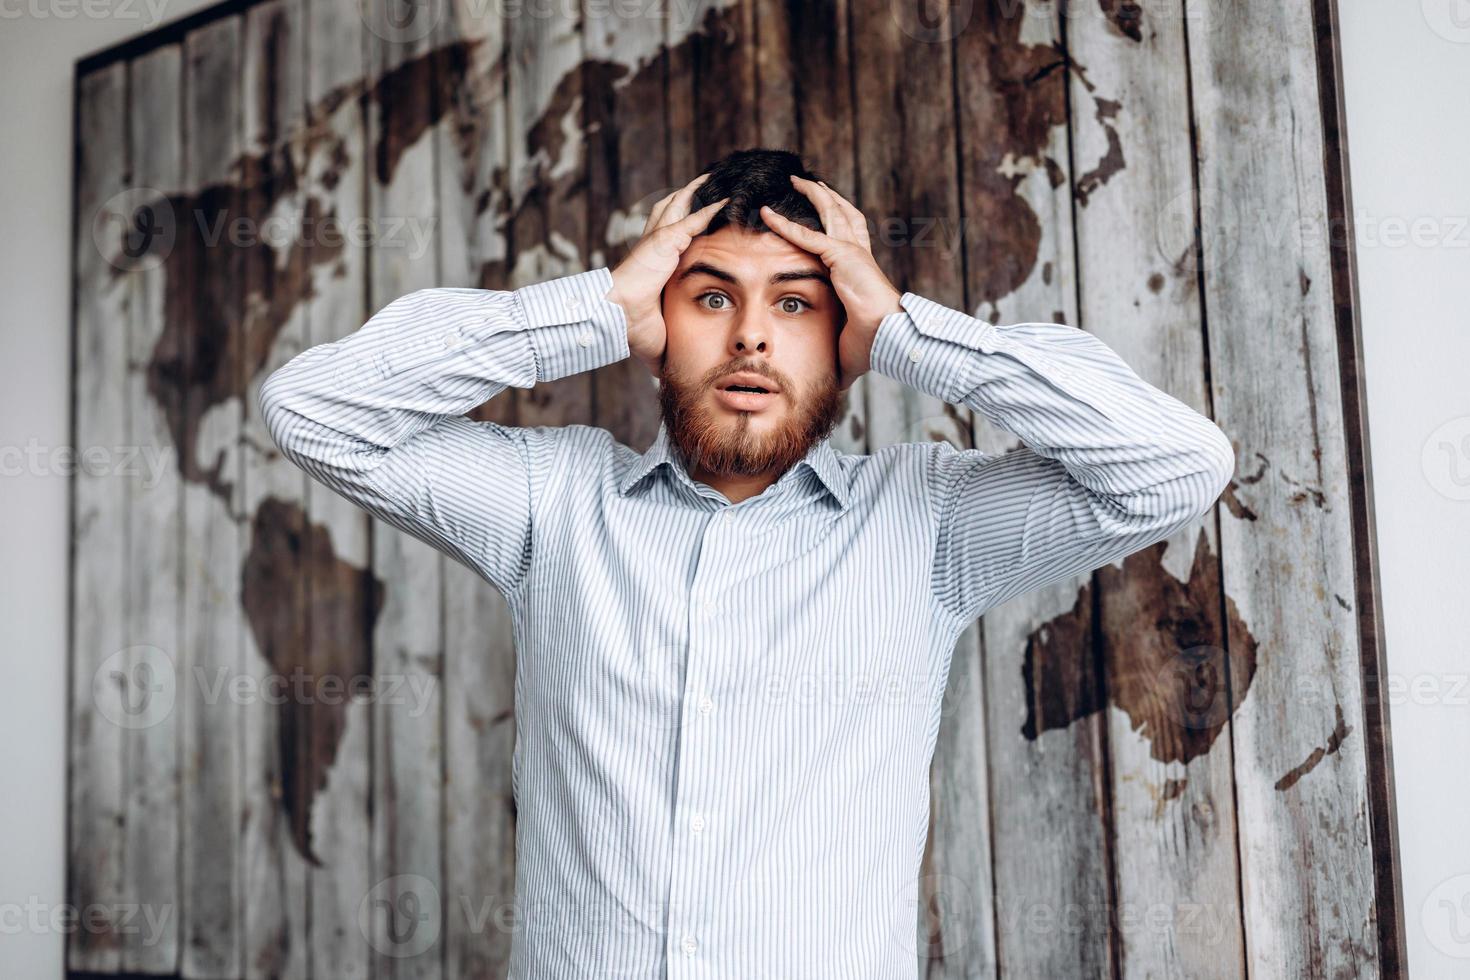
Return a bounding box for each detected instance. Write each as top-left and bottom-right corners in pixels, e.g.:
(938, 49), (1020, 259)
(697, 292), (730, 311)
(778, 297), (810, 314)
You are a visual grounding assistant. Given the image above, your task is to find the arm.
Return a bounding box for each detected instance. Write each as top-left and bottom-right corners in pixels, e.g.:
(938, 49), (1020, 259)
(256, 268), (628, 597)
(868, 293), (1236, 623)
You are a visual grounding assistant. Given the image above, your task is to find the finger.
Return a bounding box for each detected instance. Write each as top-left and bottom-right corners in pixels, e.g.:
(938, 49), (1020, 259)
(657, 172), (712, 228)
(817, 180), (872, 248)
(643, 189), (679, 236)
(640, 196), (729, 268)
(760, 205), (838, 258)
(673, 195), (730, 235)
(787, 175), (847, 240)
(791, 175), (866, 247)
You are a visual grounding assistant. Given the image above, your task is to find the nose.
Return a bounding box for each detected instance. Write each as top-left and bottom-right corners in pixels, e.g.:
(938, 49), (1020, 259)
(729, 304), (770, 357)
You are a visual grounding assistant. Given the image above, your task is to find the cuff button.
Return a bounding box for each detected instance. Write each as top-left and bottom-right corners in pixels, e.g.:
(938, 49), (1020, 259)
(576, 331), (594, 347)
(908, 347), (922, 363)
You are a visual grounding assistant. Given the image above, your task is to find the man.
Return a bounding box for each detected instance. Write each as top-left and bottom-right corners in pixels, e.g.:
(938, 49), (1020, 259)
(259, 148), (1235, 978)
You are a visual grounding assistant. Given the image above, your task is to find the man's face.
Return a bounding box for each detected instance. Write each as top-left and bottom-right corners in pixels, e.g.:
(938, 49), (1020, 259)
(657, 224), (846, 479)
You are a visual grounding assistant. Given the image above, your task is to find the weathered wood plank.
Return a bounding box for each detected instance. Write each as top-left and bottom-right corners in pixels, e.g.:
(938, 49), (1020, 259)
(433, 1), (518, 975)
(365, 4), (447, 975)
(751, 0), (866, 456)
(952, 3), (1104, 976)
(1187, 1), (1379, 974)
(667, 0), (755, 173)
(585, 0), (669, 452)
(1064, 5), (1248, 976)
(845, 0), (988, 973)
(750, 0), (797, 149)
(238, 1), (312, 976)
(68, 59), (130, 975)
(121, 42), (185, 976)
(504, 0), (591, 457)
(177, 17), (248, 977)
(299, 0), (375, 972)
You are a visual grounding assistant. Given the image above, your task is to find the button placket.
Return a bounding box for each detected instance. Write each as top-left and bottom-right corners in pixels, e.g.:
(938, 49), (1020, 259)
(664, 509), (731, 970)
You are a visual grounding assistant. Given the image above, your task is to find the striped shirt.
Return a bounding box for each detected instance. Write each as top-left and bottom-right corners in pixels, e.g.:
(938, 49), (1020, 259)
(258, 267), (1235, 979)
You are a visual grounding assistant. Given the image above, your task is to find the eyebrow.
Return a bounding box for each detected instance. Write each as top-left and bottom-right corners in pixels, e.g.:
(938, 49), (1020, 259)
(677, 261), (831, 289)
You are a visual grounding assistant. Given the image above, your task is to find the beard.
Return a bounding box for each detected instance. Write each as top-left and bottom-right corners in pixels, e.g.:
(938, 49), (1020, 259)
(657, 359), (845, 480)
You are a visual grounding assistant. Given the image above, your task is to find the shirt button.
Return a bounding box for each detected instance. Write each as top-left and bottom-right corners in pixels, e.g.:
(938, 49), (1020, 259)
(576, 330), (594, 347)
(690, 813), (706, 833)
(567, 296), (584, 313)
(697, 695), (713, 715)
(722, 510), (732, 525)
(908, 346), (922, 362)
(681, 934), (698, 956)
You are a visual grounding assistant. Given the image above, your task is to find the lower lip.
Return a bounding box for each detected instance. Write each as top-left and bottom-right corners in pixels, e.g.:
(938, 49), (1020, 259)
(713, 387), (779, 412)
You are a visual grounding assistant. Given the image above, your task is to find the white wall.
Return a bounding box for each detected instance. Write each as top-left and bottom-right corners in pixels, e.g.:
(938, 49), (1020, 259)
(0, 5), (220, 978)
(1, 3), (1465, 977)
(1338, 3), (1470, 977)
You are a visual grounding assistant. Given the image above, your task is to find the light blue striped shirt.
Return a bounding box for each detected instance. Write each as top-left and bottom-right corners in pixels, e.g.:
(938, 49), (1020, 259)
(258, 267), (1235, 979)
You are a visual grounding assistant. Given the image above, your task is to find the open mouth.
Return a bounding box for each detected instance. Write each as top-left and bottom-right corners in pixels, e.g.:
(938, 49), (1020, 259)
(713, 376), (781, 412)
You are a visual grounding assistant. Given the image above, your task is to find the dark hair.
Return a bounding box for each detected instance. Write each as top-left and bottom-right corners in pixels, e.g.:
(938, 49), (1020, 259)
(689, 148), (828, 237)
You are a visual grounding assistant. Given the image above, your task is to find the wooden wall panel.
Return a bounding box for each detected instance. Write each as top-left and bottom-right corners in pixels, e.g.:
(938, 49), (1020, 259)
(122, 43), (186, 976)
(300, 0), (375, 973)
(1188, 1), (1381, 975)
(180, 17), (248, 977)
(951, 3), (1100, 976)
(238, 3), (312, 976)
(1064, 3), (1251, 976)
(69, 60), (130, 976)
(435, 1), (516, 975)
(365, 4), (447, 977)
(67, 0), (1399, 975)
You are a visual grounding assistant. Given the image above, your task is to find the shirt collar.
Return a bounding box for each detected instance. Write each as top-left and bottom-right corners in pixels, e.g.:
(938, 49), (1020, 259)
(617, 419), (851, 513)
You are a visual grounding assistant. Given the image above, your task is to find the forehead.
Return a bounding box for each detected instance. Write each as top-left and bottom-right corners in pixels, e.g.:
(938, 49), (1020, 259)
(674, 225), (825, 283)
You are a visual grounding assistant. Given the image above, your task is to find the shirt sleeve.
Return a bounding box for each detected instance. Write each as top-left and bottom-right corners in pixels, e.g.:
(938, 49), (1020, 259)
(868, 291), (1236, 624)
(257, 267), (629, 598)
